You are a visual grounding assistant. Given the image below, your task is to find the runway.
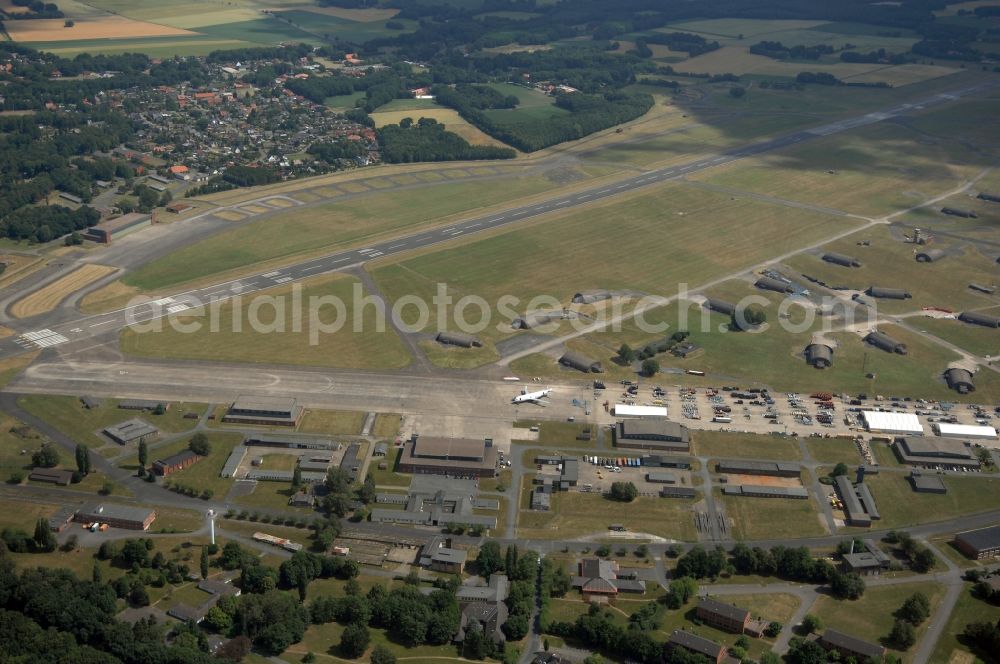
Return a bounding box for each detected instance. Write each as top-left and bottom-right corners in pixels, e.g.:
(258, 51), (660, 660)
(0, 80), (996, 362)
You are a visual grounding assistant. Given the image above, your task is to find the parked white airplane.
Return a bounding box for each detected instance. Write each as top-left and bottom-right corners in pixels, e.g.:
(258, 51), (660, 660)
(512, 387), (553, 404)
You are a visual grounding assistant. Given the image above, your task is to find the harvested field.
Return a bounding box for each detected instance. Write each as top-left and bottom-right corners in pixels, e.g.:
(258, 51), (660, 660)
(301, 6), (399, 21)
(78, 279), (139, 314)
(843, 63), (958, 86)
(5, 16), (195, 42)
(10, 264), (116, 319)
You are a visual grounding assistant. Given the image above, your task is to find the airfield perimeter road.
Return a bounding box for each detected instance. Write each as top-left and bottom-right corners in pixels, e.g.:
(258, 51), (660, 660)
(1, 79), (998, 360)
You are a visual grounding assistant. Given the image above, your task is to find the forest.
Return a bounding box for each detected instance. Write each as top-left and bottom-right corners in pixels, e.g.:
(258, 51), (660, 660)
(377, 118), (516, 162)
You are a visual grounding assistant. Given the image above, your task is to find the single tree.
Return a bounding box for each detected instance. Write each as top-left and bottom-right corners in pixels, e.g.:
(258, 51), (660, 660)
(138, 440), (148, 468)
(476, 541), (503, 577)
(640, 358), (659, 377)
(33, 517), (56, 552)
(189, 432), (211, 456)
(889, 619), (916, 649)
(617, 343), (636, 364)
(340, 623), (370, 658)
(801, 613), (823, 634)
(200, 546), (210, 579)
(831, 462), (849, 477)
(898, 592), (930, 625)
(75, 443), (91, 475)
(370, 645), (396, 664)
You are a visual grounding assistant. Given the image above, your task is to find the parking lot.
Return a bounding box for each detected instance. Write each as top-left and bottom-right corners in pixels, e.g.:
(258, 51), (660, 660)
(591, 380), (999, 441)
(535, 453), (696, 496)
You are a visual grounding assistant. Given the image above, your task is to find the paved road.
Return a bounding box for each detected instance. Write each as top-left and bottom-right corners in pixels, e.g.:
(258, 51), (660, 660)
(1, 80), (995, 361)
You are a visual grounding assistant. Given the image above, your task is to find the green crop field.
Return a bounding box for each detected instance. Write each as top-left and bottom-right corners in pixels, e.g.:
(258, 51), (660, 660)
(25, 36), (251, 58)
(119, 275), (413, 370)
(127, 175), (555, 290)
(272, 10), (417, 41)
(719, 489), (827, 540)
(370, 181), (859, 342)
(695, 96), (999, 217)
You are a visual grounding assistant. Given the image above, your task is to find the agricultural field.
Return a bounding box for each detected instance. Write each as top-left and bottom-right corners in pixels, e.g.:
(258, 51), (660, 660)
(272, 9), (418, 42)
(783, 225), (1000, 315)
(9, 264), (116, 319)
(517, 491), (697, 540)
(659, 17), (921, 52)
(119, 274), (412, 370)
(4, 0), (337, 55)
(694, 98), (998, 218)
(3, 15), (195, 42)
(812, 581), (946, 662)
(125, 174), (556, 291)
(369, 181), (859, 344)
(719, 489), (827, 540)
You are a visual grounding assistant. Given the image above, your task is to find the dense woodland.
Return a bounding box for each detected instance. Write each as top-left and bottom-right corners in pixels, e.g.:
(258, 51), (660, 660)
(377, 118), (515, 162)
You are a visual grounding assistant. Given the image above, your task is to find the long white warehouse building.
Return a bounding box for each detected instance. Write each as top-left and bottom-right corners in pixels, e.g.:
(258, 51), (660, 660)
(614, 404), (668, 418)
(935, 423), (997, 440)
(861, 411), (924, 436)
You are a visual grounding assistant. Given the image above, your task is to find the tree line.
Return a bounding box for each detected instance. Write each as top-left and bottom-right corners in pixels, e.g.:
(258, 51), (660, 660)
(378, 118), (515, 163)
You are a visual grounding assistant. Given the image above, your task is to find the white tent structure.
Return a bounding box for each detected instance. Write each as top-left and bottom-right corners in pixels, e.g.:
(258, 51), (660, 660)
(861, 411), (924, 436)
(935, 423), (997, 440)
(614, 404), (668, 418)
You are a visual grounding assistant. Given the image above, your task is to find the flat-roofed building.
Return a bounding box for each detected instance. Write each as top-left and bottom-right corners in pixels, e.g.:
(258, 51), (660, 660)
(75, 503), (156, 530)
(153, 450), (200, 476)
(48, 505), (75, 532)
(646, 471), (677, 484)
(842, 540), (892, 576)
(118, 399), (170, 411)
(723, 484), (809, 499)
(834, 475), (876, 527)
(955, 525), (1000, 559)
(29, 467), (74, 486)
(224, 396), (303, 426)
(398, 434), (497, 478)
(666, 631), (726, 664)
(696, 598), (750, 633)
(934, 422), (997, 440)
(103, 418), (159, 445)
(818, 629), (885, 662)
(894, 436), (979, 470)
(716, 460), (801, 477)
(908, 472), (947, 494)
(615, 419), (690, 452)
(83, 213), (152, 244)
(428, 547), (467, 574)
(660, 486), (697, 498)
(457, 573), (509, 604)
